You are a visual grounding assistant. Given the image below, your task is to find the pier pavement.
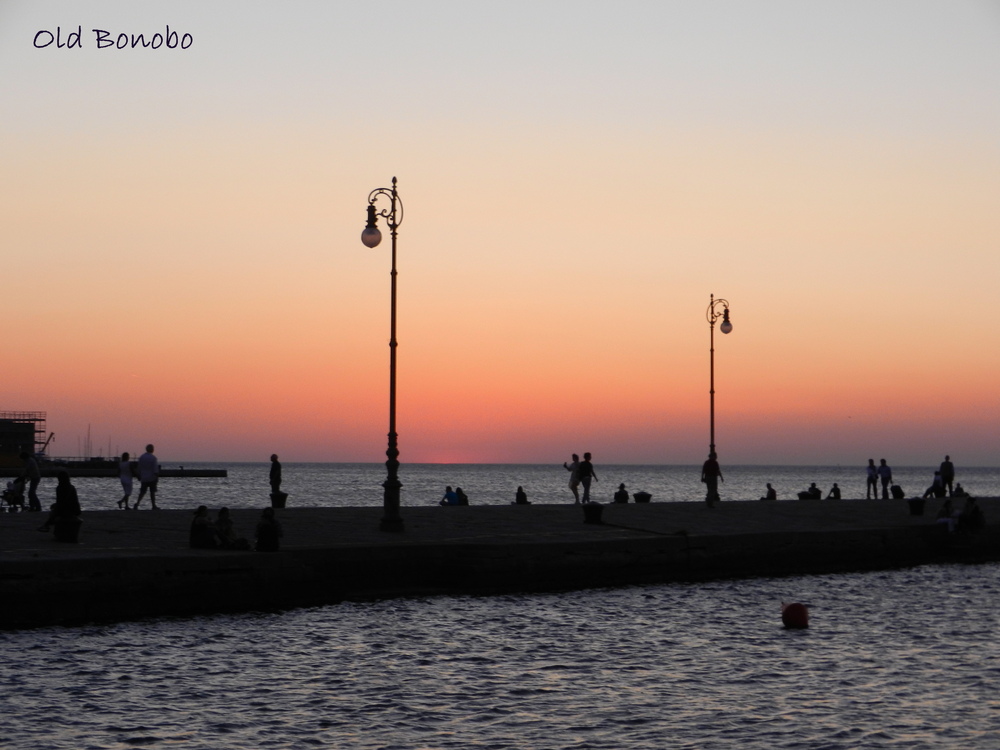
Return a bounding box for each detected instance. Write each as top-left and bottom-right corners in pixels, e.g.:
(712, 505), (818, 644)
(2, 497), (997, 628)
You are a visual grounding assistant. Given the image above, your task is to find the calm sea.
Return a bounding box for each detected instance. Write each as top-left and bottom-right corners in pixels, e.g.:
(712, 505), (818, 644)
(55, 462), (1000, 511)
(3, 564), (999, 749)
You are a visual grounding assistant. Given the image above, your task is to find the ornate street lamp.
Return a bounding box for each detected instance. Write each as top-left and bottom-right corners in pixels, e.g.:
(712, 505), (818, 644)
(706, 293), (733, 458)
(361, 177), (404, 532)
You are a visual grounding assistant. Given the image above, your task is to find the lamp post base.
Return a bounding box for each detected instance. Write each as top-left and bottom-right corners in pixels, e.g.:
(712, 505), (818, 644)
(380, 473), (404, 533)
(379, 516), (405, 533)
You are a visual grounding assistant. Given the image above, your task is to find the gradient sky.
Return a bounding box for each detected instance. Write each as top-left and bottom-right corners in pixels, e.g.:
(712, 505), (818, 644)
(2, 1), (998, 465)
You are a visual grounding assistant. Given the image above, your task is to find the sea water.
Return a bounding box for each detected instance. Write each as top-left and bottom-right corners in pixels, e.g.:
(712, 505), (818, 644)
(58, 462), (1000, 511)
(3, 563), (999, 749)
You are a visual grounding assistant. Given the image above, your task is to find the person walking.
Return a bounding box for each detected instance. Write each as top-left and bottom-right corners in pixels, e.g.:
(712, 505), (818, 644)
(577, 452), (598, 503)
(865, 458), (878, 499)
(20, 451), (42, 512)
(134, 444), (160, 510)
(117, 452), (134, 509)
(877, 458), (893, 500)
(563, 454), (581, 503)
(701, 452), (723, 507)
(940, 455), (955, 497)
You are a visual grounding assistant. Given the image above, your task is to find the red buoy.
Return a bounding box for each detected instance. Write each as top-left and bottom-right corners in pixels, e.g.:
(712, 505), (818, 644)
(781, 602), (809, 629)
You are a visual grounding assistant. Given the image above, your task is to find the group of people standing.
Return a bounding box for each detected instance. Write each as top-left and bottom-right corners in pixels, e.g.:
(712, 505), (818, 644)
(10, 443), (160, 515)
(865, 458), (897, 499)
(921, 455), (966, 499)
(773, 455), (963, 502)
(563, 452), (598, 503)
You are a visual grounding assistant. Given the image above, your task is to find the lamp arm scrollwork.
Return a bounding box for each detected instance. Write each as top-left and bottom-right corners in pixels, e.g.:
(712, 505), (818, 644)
(706, 296), (730, 326)
(366, 178), (403, 230)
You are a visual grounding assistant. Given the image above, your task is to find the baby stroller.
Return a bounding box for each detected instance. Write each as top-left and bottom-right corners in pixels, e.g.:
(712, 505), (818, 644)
(2, 478), (26, 512)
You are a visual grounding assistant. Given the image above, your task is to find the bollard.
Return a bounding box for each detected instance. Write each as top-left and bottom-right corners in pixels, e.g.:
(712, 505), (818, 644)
(270, 491), (288, 509)
(907, 498), (925, 516)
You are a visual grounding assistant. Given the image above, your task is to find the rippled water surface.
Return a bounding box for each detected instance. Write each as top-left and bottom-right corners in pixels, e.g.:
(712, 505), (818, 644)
(4, 564), (1000, 749)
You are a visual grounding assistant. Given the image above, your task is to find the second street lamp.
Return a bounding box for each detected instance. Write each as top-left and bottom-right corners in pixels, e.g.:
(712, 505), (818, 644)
(704, 293), (732, 507)
(361, 177), (404, 532)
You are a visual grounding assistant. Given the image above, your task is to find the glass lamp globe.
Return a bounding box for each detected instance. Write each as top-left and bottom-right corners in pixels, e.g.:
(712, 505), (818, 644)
(361, 225), (382, 248)
(720, 319), (733, 334)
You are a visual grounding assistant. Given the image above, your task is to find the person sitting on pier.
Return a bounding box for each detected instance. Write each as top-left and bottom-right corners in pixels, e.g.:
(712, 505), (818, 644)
(953, 483), (969, 498)
(614, 483), (629, 503)
(37, 471), (81, 532)
(440, 486), (459, 506)
(922, 471), (946, 499)
(760, 483), (777, 501)
(513, 486), (530, 505)
(455, 487), (469, 505)
(215, 507), (250, 550)
(797, 483), (822, 500)
(190, 505), (220, 549)
(827, 483), (841, 500)
(935, 498), (958, 532)
(957, 497), (985, 534)
(255, 507), (283, 552)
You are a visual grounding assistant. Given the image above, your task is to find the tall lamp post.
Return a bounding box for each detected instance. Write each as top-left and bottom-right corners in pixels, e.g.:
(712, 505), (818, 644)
(706, 294), (733, 458)
(361, 177), (404, 532)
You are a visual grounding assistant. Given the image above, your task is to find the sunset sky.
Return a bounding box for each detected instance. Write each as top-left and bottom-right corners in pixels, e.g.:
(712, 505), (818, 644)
(2, 1), (998, 466)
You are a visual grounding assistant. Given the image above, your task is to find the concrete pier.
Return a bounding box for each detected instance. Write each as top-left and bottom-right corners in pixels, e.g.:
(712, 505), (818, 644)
(2, 497), (997, 629)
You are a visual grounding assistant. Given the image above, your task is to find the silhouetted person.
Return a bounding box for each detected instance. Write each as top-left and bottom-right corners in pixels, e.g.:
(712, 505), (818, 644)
(270, 454), (282, 495)
(3, 477), (26, 511)
(564, 454), (581, 503)
(255, 507), (283, 551)
(936, 498), (956, 531)
(923, 471), (946, 499)
(878, 459), (893, 499)
(614, 483), (629, 503)
(118, 452), (134, 509)
(134, 444), (159, 510)
(940, 455), (955, 496)
(514, 486), (530, 505)
(953, 483), (969, 498)
(440, 486), (459, 506)
(760, 483), (777, 501)
(20, 451), (41, 512)
(957, 497), (984, 534)
(797, 483), (821, 500)
(578, 453), (598, 503)
(189, 505), (220, 549)
(865, 459), (878, 500)
(37, 470), (80, 532)
(215, 507), (249, 549)
(701, 452), (723, 507)
(455, 487), (469, 506)
(827, 483), (841, 499)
